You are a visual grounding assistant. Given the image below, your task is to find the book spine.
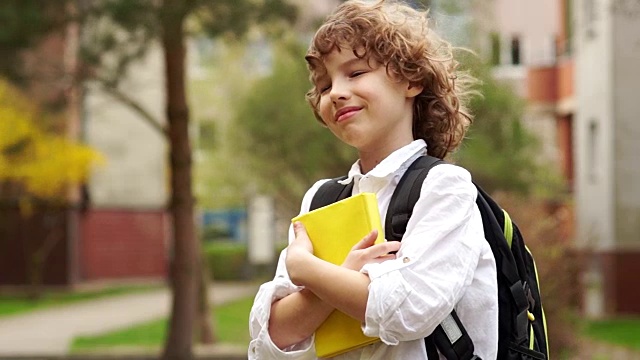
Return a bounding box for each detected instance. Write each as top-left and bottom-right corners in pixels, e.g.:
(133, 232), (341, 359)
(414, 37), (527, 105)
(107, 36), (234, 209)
(364, 193), (383, 243)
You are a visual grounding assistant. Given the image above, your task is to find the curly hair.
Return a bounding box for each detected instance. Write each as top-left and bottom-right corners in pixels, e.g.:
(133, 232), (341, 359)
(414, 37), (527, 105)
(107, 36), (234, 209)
(305, 0), (478, 159)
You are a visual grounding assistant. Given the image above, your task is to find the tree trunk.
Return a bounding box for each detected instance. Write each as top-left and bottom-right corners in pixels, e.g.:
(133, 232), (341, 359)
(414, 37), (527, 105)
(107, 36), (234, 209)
(160, 2), (199, 359)
(27, 209), (65, 300)
(197, 251), (216, 344)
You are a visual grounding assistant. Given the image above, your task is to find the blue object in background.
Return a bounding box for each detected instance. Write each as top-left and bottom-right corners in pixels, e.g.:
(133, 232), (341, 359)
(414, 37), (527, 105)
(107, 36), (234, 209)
(201, 209), (247, 242)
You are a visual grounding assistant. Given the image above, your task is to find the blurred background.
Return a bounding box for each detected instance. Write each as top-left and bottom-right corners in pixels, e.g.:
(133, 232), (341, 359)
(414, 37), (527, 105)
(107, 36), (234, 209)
(0, 0), (639, 359)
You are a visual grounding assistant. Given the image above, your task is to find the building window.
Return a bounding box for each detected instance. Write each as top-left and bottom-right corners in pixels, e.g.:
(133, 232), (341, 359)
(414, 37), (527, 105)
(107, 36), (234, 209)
(563, 0), (573, 54)
(559, 115), (574, 190)
(588, 120), (599, 183)
(490, 32), (501, 65)
(584, 0), (597, 39)
(511, 36), (521, 65)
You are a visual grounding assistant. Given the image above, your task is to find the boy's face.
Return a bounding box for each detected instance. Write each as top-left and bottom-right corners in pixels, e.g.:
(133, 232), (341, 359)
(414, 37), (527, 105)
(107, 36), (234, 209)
(314, 48), (422, 155)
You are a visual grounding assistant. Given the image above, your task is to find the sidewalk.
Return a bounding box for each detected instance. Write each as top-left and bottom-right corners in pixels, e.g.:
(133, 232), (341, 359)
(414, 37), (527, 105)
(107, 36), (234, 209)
(0, 282), (260, 357)
(570, 339), (640, 360)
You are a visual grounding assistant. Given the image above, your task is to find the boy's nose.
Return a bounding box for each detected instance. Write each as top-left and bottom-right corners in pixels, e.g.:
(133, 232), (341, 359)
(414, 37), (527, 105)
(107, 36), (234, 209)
(329, 80), (350, 103)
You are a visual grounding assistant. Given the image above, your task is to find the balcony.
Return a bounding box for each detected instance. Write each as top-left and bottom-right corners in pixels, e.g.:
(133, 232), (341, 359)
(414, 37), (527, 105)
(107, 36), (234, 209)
(527, 58), (574, 104)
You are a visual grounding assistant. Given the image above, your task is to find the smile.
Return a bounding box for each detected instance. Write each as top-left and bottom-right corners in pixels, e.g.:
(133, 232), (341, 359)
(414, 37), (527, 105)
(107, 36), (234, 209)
(334, 106), (362, 122)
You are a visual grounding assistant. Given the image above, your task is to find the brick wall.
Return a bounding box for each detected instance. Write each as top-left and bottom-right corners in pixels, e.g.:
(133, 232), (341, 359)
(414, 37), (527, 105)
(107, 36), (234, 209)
(0, 205), (72, 285)
(80, 209), (169, 281)
(600, 251), (640, 314)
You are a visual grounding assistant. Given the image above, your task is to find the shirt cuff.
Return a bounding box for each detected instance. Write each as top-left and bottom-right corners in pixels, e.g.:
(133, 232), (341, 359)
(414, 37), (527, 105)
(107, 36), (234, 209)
(248, 277), (315, 359)
(248, 335), (314, 360)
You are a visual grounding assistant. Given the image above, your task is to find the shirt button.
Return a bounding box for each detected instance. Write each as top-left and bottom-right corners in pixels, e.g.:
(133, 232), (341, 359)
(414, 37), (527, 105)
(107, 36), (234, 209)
(403, 257), (410, 263)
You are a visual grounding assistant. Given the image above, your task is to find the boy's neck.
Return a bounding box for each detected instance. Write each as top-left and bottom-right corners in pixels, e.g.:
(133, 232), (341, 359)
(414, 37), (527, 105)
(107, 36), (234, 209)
(359, 157), (379, 174)
(358, 140), (413, 174)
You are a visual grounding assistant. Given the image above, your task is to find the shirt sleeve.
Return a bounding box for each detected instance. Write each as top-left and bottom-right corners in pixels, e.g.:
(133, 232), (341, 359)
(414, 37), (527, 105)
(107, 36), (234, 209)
(247, 180), (330, 360)
(361, 164), (485, 345)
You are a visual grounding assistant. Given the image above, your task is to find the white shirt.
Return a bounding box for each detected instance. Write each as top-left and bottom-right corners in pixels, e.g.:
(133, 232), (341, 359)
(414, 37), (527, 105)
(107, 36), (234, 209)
(249, 140), (498, 360)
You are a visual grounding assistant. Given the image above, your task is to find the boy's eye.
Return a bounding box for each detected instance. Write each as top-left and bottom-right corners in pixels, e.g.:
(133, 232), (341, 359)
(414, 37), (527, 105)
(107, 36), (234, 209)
(320, 84), (332, 93)
(349, 70), (366, 78)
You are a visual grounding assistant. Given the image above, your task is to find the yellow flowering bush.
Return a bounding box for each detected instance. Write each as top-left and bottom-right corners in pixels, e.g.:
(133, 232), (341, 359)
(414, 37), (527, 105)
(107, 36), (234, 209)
(0, 79), (103, 201)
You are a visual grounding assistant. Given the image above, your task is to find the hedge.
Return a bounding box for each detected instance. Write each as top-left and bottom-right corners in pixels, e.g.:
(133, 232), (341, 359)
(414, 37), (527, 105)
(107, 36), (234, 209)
(202, 241), (287, 281)
(203, 241), (249, 281)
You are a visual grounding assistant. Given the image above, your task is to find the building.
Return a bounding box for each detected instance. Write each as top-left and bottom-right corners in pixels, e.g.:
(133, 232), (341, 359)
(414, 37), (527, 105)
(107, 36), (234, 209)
(0, 18), (169, 287)
(472, 0), (574, 185)
(82, 43), (170, 282)
(574, 0), (640, 316)
(477, 0), (640, 316)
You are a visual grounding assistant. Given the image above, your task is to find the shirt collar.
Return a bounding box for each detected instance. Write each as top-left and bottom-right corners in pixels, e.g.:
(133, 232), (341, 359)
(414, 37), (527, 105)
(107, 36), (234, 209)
(338, 140), (428, 185)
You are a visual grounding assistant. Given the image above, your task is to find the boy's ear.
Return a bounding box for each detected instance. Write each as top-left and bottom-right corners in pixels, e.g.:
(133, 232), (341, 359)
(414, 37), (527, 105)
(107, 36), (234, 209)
(406, 83), (424, 98)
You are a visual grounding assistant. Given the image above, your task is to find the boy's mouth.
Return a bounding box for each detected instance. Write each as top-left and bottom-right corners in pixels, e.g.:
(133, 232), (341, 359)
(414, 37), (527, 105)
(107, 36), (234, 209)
(334, 106), (362, 122)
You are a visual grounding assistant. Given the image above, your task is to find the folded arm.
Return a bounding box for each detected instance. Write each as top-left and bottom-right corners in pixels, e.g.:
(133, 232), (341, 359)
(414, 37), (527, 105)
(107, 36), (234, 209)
(270, 225), (400, 349)
(268, 288), (333, 349)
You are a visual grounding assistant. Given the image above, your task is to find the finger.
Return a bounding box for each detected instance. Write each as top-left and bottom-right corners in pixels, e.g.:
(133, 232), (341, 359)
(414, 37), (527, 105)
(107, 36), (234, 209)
(352, 230), (378, 250)
(293, 221), (308, 238)
(373, 254), (397, 263)
(291, 221), (315, 254)
(357, 253), (397, 267)
(366, 240), (401, 257)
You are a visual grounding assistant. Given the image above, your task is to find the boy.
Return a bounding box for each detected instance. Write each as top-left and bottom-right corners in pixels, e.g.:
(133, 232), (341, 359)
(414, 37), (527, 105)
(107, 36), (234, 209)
(249, 1), (498, 358)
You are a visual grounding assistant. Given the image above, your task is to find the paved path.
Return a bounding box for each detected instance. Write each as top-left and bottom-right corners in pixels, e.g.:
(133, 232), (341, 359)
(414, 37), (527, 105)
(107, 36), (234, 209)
(570, 338), (640, 360)
(0, 282), (260, 356)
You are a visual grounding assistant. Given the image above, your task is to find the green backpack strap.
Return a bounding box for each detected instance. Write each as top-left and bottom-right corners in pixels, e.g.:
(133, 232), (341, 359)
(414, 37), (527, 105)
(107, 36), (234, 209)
(503, 210), (514, 248)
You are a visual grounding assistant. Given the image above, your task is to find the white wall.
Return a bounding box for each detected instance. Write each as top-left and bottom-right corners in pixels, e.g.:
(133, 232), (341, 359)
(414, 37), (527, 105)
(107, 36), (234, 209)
(523, 105), (559, 166)
(85, 44), (168, 209)
(574, 0), (615, 252)
(574, 0), (615, 318)
(612, 6), (640, 248)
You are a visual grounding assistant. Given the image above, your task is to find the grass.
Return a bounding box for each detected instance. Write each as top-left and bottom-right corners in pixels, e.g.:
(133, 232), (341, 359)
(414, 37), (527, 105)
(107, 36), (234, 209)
(71, 296), (254, 351)
(0, 284), (160, 318)
(72, 308), (640, 353)
(583, 317), (640, 350)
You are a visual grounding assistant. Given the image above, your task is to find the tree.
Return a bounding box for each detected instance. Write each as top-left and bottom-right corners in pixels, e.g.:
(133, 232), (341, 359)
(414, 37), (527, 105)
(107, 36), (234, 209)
(0, 1), (67, 84)
(156, 4), (295, 358)
(452, 54), (563, 196)
(190, 41), (259, 210)
(0, 78), (101, 297)
(232, 40), (356, 214)
(449, 54), (539, 193)
(0, 1), (297, 358)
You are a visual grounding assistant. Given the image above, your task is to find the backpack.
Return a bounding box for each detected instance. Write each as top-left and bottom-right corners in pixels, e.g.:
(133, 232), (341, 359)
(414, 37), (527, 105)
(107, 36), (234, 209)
(309, 155), (549, 360)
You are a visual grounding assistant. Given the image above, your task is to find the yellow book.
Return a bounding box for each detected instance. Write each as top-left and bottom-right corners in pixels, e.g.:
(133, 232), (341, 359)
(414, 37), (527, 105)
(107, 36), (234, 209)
(292, 192), (383, 358)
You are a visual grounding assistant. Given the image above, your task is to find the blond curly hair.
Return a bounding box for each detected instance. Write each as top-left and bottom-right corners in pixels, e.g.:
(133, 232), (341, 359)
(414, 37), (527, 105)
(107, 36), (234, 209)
(305, 0), (478, 159)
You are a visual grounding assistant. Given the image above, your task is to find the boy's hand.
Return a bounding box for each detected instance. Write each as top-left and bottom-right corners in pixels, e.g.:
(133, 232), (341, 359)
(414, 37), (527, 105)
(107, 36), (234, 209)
(289, 221), (314, 254)
(286, 222), (315, 285)
(342, 230), (400, 271)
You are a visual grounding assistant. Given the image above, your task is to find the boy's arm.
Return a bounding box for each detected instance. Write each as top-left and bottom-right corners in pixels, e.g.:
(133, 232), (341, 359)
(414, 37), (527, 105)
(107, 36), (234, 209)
(268, 288), (333, 349)
(285, 225), (401, 322)
(287, 251), (372, 320)
(269, 226), (399, 349)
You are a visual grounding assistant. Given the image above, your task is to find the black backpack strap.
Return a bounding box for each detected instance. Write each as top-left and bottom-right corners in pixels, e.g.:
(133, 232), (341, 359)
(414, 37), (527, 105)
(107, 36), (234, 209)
(426, 311), (480, 360)
(309, 176), (353, 211)
(385, 155), (443, 241)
